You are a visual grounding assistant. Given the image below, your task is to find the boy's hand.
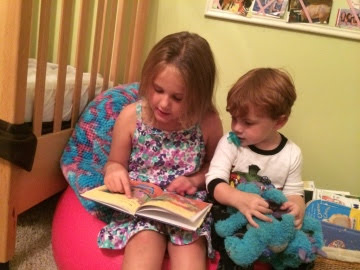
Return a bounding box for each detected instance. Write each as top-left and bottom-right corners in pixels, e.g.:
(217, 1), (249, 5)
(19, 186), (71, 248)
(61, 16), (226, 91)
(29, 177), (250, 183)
(166, 176), (197, 196)
(104, 162), (132, 198)
(234, 191), (273, 228)
(280, 201), (304, 229)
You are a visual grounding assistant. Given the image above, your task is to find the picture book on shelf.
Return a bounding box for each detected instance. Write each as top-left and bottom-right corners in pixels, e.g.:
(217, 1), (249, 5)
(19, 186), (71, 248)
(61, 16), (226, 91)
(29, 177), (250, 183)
(81, 180), (212, 231)
(303, 181), (360, 209)
(313, 188), (360, 209)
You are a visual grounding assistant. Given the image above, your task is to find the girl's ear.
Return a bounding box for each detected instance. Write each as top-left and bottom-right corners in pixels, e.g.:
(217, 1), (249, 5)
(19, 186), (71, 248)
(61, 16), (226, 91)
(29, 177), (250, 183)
(275, 115), (288, 130)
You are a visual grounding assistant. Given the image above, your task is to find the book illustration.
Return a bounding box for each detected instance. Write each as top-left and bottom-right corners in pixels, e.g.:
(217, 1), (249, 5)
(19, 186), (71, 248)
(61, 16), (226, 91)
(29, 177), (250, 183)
(336, 8), (360, 30)
(288, 0), (333, 24)
(127, 181), (163, 204)
(149, 192), (208, 213)
(81, 180), (212, 231)
(211, 0), (254, 16)
(252, 0), (289, 18)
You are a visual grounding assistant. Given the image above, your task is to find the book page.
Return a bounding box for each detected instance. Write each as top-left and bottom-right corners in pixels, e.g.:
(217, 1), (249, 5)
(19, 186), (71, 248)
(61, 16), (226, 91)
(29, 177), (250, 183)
(141, 192), (211, 220)
(81, 181), (164, 215)
(136, 207), (210, 231)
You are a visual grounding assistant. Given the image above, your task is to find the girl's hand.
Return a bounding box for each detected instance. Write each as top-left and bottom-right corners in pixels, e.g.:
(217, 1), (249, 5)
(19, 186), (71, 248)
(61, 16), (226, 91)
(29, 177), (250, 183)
(280, 201), (304, 229)
(104, 162), (132, 198)
(166, 176), (197, 196)
(234, 191), (273, 228)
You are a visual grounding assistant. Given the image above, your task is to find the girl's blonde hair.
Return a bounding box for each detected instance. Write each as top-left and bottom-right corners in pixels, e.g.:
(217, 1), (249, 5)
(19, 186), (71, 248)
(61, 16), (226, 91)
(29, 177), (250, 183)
(139, 31), (217, 127)
(227, 68), (296, 120)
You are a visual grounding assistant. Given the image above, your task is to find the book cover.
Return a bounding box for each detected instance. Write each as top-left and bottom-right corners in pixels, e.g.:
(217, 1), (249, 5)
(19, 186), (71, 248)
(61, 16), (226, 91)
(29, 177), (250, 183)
(306, 200), (360, 231)
(81, 181), (212, 231)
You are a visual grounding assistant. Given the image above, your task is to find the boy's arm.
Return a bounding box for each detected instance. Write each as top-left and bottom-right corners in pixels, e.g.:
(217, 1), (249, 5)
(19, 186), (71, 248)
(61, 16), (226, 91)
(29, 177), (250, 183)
(281, 142), (305, 228)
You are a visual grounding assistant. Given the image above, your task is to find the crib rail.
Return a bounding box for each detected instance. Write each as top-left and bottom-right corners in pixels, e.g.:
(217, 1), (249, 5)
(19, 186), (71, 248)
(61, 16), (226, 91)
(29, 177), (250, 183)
(0, 0), (149, 264)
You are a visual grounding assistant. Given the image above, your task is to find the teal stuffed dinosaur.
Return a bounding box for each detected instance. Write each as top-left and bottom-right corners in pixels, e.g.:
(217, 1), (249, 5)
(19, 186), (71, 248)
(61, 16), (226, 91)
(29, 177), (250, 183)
(214, 171), (325, 270)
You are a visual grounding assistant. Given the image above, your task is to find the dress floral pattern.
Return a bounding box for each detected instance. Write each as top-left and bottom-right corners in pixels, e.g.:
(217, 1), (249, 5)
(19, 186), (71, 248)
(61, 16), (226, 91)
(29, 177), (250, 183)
(97, 101), (214, 257)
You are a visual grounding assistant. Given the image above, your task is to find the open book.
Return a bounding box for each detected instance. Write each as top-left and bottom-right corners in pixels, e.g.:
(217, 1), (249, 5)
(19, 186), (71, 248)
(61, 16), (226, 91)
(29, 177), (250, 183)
(81, 181), (212, 231)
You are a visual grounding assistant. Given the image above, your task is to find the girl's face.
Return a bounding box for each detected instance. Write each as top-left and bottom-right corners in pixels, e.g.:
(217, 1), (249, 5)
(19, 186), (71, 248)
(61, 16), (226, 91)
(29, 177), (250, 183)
(230, 105), (286, 150)
(148, 65), (186, 130)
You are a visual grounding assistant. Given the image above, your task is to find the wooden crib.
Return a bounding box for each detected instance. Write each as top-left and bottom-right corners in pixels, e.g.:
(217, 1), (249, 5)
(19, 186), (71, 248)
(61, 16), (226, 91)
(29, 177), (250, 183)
(0, 0), (149, 267)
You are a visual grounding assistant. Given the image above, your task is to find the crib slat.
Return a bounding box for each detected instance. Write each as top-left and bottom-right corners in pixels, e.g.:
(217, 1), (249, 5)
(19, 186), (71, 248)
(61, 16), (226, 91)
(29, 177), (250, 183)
(123, 1), (137, 83)
(100, 0), (118, 92)
(71, 0), (90, 128)
(97, 1), (108, 92)
(127, 0), (149, 82)
(0, 0), (33, 262)
(0, 0), (32, 124)
(33, 0), (52, 136)
(110, 0), (126, 86)
(88, 0), (105, 102)
(53, 0), (74, 133)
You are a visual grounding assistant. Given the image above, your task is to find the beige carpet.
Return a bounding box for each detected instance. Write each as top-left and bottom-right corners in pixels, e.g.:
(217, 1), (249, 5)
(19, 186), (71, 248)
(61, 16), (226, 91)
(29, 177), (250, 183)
(9, 194), (60, 270)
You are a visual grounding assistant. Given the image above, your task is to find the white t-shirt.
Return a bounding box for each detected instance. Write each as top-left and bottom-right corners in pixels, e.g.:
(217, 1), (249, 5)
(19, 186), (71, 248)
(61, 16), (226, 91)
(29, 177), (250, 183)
(206, 132), (304, 196)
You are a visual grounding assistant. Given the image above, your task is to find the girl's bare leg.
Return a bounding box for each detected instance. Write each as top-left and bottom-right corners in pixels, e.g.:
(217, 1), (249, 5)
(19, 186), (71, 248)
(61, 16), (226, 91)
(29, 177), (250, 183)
(122, 230), (167, 270)
(167, 237), (207, 270)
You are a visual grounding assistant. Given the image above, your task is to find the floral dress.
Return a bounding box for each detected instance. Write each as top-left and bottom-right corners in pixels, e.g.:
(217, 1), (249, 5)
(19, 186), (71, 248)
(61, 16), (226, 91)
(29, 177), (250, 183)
(97, 101), (214, 257)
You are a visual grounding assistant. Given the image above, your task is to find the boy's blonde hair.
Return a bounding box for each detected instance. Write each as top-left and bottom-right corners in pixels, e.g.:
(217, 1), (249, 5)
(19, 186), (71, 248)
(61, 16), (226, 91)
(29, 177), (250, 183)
(227, 68), (296, 120)
(139, 31), (217, 127)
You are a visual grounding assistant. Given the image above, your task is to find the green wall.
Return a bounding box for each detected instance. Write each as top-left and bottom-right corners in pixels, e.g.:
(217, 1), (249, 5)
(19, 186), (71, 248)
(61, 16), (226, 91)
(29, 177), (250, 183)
(144, 0), (360, 195)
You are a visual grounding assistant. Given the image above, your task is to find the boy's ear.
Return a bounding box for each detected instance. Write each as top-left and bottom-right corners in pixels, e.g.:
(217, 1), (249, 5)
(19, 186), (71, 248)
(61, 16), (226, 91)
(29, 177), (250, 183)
(275, 115), (288, 129)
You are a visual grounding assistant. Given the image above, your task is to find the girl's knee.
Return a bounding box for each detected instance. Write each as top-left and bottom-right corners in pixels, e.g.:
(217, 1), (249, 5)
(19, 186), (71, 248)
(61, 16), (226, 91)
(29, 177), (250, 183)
(123, 231), (167, 270)
(168, 237), (207, 269)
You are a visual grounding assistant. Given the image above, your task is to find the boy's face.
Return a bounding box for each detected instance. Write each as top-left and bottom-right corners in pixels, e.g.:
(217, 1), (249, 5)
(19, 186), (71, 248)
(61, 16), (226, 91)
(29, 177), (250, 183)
(230, 105), (286, 150)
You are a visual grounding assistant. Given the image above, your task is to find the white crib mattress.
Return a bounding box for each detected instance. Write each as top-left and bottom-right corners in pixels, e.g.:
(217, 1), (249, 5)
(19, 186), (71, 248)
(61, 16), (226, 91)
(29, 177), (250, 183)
(25, 58), (103, 122)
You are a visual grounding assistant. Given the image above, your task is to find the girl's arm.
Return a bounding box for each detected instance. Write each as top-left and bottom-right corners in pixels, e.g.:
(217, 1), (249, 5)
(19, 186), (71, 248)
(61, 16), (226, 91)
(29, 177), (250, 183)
(103, 103), (136, 197)
(192, 111), (224, 187)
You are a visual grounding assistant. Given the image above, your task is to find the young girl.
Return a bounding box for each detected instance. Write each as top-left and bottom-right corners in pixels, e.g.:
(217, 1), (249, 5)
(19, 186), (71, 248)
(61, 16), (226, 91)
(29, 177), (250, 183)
(99, 31), (223, 270)
(206, 68), (305, 269)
